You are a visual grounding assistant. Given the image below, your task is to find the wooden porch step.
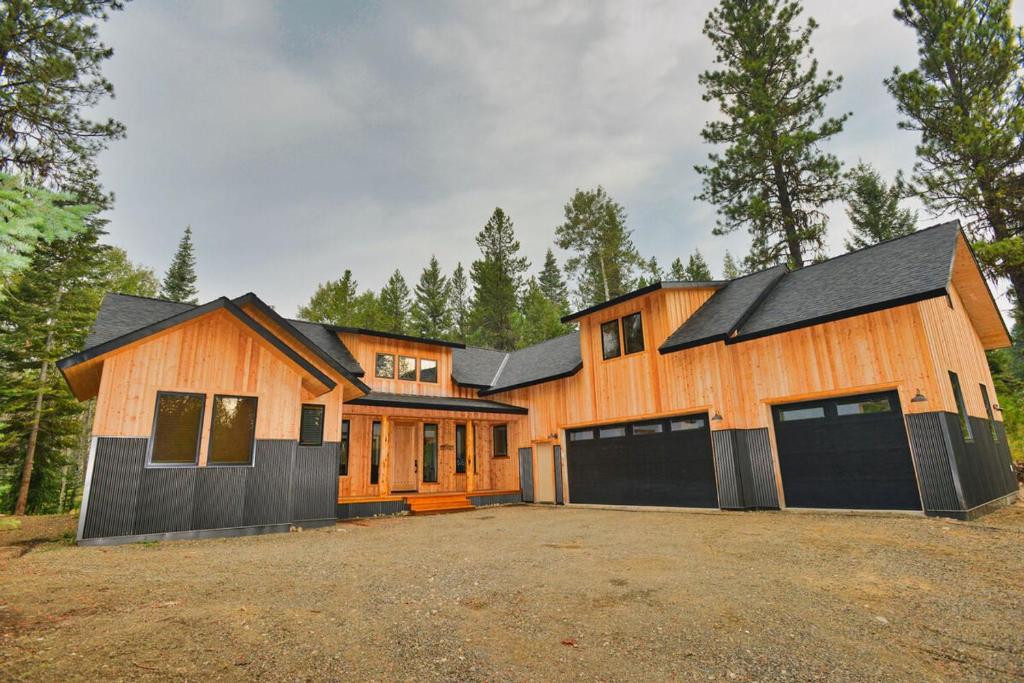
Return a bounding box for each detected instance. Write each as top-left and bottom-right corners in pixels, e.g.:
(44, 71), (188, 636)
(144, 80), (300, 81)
(406, 494), (475, 516)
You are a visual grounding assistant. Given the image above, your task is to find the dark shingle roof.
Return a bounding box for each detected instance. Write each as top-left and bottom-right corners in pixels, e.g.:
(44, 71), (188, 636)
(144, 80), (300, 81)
(84, 293), (194, 348)
(660, 265), (788, 353)
(736, 222), (958, 339)
(480, 332), (582, 395)
(562, 280), (726, 323)
(289, 318), (364, 377)
(348, 391), (527, 414)
(451, 346), (509, 388)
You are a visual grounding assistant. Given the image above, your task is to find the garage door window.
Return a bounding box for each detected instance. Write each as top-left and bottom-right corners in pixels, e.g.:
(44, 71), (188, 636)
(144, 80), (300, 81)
(778, 406), (825, 422)
(835, 397), (891, 416)
(948, 371), (974, 442)
(671, 417), (706, 431)
(632, 422), (663, 435)
(601, 320), (621, 360)
(570, 430), (594, 441)
(599, 426), (626, 438)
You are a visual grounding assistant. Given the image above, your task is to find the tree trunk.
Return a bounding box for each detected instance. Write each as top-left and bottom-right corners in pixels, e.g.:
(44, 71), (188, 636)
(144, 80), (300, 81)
(14, 346), (51, 515)
(599, 255), (610, 302)
(57, 464), (68, 513)
(772, 159), (804, 269)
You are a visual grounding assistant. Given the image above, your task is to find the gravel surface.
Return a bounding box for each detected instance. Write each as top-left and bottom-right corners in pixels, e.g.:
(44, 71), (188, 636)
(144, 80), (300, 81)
(1, 502), (1023, 681)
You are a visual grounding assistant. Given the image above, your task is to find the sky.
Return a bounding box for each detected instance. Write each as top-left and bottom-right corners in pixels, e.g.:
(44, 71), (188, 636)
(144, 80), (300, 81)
(92, 0), (1023, 318)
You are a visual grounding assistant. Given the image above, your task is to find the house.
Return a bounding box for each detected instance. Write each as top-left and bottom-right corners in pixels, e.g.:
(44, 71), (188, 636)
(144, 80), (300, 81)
(59, 221), (1019, 545)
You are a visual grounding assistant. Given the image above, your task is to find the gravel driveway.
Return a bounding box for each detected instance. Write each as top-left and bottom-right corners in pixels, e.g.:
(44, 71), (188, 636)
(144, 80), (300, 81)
(2, 502), (1022, 681)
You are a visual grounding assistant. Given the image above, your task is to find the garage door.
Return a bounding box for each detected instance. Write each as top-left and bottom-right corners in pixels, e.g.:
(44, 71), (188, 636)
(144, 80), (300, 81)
(566, 414), (718, 508)
(772, 391), (921, 510)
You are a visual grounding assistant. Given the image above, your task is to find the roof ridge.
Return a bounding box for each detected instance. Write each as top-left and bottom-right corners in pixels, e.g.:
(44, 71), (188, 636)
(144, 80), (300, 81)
(107, 291), (197, 306)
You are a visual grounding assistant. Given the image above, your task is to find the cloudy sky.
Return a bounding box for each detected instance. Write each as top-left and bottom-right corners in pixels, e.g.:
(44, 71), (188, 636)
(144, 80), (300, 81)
(92, 1), (1022, 318)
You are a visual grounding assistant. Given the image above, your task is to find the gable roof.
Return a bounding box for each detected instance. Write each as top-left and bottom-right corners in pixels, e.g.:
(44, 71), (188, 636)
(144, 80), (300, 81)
(348, 391), (527, 415)
(82, 293), (193, 348)
(451, 345), (509, 388)
(327, 325), (465, 349)
(288, 319), (365, 377)
(562, 280), (726, 323)
(478, 332), (583, 396)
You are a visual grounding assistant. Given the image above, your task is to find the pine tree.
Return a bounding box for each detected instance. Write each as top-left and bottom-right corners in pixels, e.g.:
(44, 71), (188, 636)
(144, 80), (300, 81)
(886, 0), (1024, 316)
(722, 251), (742, 279)
(537, 248), (569, 314)
(100, 247), (160, 297)
(411, 255), (452, 339)
(520, 278), (571, 347)
(298, 270), (359, 325)
(0, 1), (127, 207)
(684, 250), (714, 280)
(448, 263), (471, 343)
(844, 163), (917, 251)
(160, 226), (198, 304)
(555, 186), (642, 306)
(469, 208), (529, 351)
(635, 256), (664, 288)
(379, 269), (411, 334)
(668, 257), (687, 281)
(696, 0), (849, 270)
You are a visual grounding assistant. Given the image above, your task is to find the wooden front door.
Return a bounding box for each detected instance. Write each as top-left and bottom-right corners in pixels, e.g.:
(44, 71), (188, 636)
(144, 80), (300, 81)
(535, 443), (556, 503)
(391, 422), (419, 492)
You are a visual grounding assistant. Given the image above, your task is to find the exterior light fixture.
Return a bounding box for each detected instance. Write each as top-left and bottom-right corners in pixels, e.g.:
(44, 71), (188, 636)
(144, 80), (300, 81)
(711, 411), (723, 421)
(911, 389), (927, 403)
(994, 404), (1002, 412)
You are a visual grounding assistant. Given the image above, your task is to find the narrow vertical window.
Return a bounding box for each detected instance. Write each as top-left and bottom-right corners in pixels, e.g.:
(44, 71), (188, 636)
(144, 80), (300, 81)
(370, 421), (381, 484)
(455, 424), (467, 474)
(208, 395), (258, 465)
(622, 312), (645, 354)
(299, 404), (325, 446)
(423, 424), (438, 483)
(340, 420), (350, 476)
(472, 424), (478, 474)
(492, 424), (508, 458)
(980, 384), (999, 442)
(949, 371), (974, 442)
(149, 391), (205, 465)
(601, 320), (621, 360)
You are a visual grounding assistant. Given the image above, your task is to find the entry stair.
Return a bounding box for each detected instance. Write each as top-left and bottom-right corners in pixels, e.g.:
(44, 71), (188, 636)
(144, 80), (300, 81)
(405, 493), (475, 516)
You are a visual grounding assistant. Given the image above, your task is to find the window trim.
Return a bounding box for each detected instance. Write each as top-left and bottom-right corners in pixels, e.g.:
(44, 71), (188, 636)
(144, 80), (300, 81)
(299, 403), (325, 447)
(980, 384), (999, 442)
(146, 390), (206, 468)
(340, 419), (350, 476)
(492, 423), (509, 458)
(600, 319), (621, 360)
(622, 311), (645, 355)
(949, 371), (974, 443)
(207, 394), (259, 467)
(423, 423), (439, 483)
(374, 353), (396, 379)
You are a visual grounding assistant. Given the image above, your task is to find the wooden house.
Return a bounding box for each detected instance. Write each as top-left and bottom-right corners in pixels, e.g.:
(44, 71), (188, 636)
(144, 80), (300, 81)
(60, 221), (1019, 544)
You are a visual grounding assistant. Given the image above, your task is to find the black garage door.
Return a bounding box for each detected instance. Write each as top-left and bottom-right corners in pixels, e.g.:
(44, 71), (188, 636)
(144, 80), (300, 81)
(772, 391), (921, 510)
(566, 414), (718, 508)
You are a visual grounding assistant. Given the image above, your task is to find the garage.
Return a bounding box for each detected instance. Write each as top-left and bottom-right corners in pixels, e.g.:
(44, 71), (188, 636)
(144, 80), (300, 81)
(772, 391), (921, 510)
(566, 413), (718, 508)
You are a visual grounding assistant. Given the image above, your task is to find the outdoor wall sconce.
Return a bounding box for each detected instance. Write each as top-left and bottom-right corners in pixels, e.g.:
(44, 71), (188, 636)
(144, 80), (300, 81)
(911, 389), (928, 403)
(994, 404), (1002, 412)
(547, 433), (558, 439)
(711, 411), (723, 421)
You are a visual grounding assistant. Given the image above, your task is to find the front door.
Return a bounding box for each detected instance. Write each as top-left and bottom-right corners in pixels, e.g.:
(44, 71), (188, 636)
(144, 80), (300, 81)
(391, 422), (418, 492)
(534, 443), (556, 503)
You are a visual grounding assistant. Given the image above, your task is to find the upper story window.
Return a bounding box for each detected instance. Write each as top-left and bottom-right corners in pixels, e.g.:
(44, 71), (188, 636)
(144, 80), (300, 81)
(420, 359), (438, 383)
(398, 355), (417, 381)
(949, 371), (974, 443)
(601, 312), (644, 360)
(149, 391), (205, 466)
(980, 384), (999, 442)
(299, 404), (325, 446)
(622, 312), (644, 354)
(375, 353), (395, 379)
(208, 395), (258, 465)
(601, 320), (621, 360)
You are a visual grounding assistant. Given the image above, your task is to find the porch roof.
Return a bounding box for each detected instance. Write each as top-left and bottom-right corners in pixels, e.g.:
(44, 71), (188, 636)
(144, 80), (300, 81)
(347, 391), (528, 415)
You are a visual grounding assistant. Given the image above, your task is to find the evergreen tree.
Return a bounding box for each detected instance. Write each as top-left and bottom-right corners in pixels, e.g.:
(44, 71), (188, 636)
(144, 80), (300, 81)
(668, 257), (687, 281)
(555, 186), (642, 306)
(160, 226), (198, 304)
(520, 278), (571, 347)
(379, 269), (411, 334)
(722, 251), (743, 279)
(635, 256), (664, 288)
(696, 0), (849, 270)
(844, 163), (918, 251)
(298, 270), (359, 325)
(537, 248), (570, 314)
(0, 1), (127, 206)
(469, 208), (529, 351)
(684, 250), (714, 280)
(349, 290), (387, 330)
(886, 0), (1024, 316)
(411, 255), (452, 339)
(100, 247), (159, 297)
(448, 262), (471, 343)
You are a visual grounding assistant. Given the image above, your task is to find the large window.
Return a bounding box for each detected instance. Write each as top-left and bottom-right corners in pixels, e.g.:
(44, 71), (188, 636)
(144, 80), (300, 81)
(375, 353), (395, 379)
(399, 356), (417, 381)
(601, 320), (621, 360)
(208, 395), (258, 465)
(340, 420), (350, 476)
(455, 424), (467, 474)
(423, 424), (438, 483)
(980, 384), (999, 442)
(420, 358), (438, 383)
(370, 421), (381, 484)
(949, 371), (974, 442)
(622, 312), (645, 354)
(492, 424), (508, 458)
(299, 404), (325, 446)
(149, 391), (205, 465)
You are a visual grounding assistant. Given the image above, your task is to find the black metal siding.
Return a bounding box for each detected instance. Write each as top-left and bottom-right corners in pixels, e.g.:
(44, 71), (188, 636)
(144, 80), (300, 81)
(740, 429), (780, 508)
(905, 412), (961, 513)
(519, 447), (534, 503)
(944, 413), (1017, 510)
(470, 493), (523, 507)
(336, 500), (408, 519)
(82, 438), (146, 540)
(193, 466), (246, 530)
(712, 429), (779, 510)
(243, 440), (293, 526)
(293, 443), (341, 523)
(553, 445), (564, 505)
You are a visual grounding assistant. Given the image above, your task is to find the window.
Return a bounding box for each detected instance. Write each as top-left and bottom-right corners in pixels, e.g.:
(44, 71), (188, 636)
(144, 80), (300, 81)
(632, 422), (663, 436)
(370, 421), (381, 484)
(835, 397), (891, 417)
(622, 312), (644, 355)
(455, 424), (467, 474)
(398, 355), (417, 381)
(340, 420), (350, 476)
(778, 406), (825, 422)
(420, 358), (438, 383)
(980, 384), (998, 442)
(423, 424), (438, 483)
(601, 320), (621, 360)
(299, 404), (325, 446)
(949, 371), (974, 442)
(492, 424), (508, 458)
(598, 426), (626, 438)
(149, 391), (205, 465)
(375, 353), (395, 379)
(671, 417), (706, 431)
(569, 430), (594, 441)
(208, 395), (258, 465)
(472, 424), (478, 474)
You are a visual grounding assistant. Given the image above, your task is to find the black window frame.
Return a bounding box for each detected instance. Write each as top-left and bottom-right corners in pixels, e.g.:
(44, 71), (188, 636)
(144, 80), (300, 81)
(340, 419), (350, 476)
(949, 371), (974, 442)
(375, 353), (395, 379)
(299, 404), (326, 446)
(207, 394), (259, 467)
(601, 319), (621, 360)
(419, 358), (438, 383)
(370, 420), (381, 484)
(455, 424), (467, 474)
(398, 355), (417, 381)
(423, 423), (439, 483)
(147, 390), (206, 467)
(622, 312), (645, 355)
(492, 424), (508, 458)
(980, 384), (999, 442)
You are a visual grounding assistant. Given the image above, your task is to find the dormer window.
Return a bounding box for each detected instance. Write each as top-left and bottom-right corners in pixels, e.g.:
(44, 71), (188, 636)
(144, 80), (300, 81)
(398, 355), (417, 381)
(623, 312), (644, 354)
(375, 353), (395, 379)
(601, 320), (621, 359)
(602, 312), (644, 360)
(420, 358), (438, 383)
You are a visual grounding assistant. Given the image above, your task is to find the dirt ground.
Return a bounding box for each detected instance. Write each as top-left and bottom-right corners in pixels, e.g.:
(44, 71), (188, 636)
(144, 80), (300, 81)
(1, 503), (1023, 682)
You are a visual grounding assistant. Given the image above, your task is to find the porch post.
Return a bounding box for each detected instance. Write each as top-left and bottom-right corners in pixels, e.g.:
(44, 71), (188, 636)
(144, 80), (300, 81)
(466, 419), (475, 494)
(379, 415), (391, 496)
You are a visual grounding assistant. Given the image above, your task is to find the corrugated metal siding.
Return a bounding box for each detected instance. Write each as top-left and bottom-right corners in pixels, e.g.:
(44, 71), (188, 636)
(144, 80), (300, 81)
(82, 438), (146, 540)
(553, 445), (564, 505)
(712, 431), (741, 509)
(243, 440), (293, 526)
(470, 493), (523, 507)
(336, 500), (407, 519)
(905, 412), (961, 513)
(712, 429), (779, 510)
(134, 467), (196, 535)
(519, 447), (534, 503)
(740, 429), (779, 509)
(947, 414), (1018, 509)
(293, 443), (340, 522)
(193, 466), (246, 530)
